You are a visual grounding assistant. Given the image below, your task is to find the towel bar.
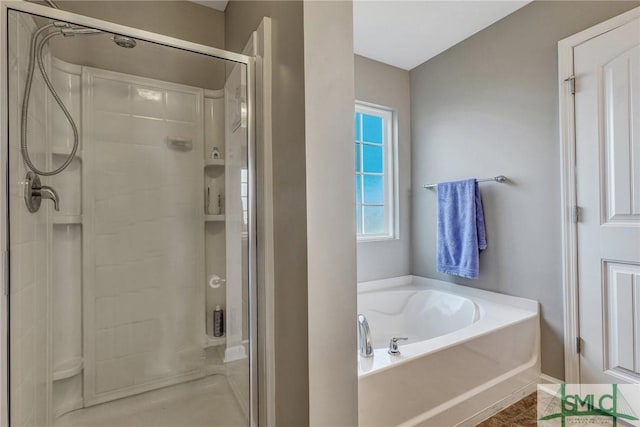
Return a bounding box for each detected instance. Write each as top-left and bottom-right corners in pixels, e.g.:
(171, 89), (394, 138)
(423, 175), (507, 189)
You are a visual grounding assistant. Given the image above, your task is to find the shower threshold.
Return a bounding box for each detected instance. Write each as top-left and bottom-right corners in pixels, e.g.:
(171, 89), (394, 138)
(54, 374), (246, 427)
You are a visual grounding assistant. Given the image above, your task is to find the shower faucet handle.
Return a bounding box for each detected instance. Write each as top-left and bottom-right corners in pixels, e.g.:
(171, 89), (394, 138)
(24, 172), (60, 213)
(388, 337), (408, 356)
(35, 185), (60, 211)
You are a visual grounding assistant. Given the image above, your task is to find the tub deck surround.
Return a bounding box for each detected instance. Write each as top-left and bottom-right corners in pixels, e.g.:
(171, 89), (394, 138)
(357, 275), (540, 427)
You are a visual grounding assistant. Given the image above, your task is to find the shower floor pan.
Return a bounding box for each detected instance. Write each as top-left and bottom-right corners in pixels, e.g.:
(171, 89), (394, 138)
(54, 374), (246, 427)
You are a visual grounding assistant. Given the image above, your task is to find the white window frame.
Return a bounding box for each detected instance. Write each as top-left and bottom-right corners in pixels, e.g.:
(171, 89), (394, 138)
(355, 101), (398, 242)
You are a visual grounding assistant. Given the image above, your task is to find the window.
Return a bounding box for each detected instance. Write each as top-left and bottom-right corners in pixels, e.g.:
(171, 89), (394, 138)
(355, 102), (396, 241)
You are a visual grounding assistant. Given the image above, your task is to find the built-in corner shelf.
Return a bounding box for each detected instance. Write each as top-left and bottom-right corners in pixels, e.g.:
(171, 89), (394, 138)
(52, 146), (82, 159)
(53, 357), (83, 381)
(203, 335), (226, 349)
(53, 215), (82, 225)
(205, 214), (225, 222)
(205, 159), (225, 167)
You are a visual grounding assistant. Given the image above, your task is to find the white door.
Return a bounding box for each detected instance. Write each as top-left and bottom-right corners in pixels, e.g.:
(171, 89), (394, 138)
(575, 15), (640, 384)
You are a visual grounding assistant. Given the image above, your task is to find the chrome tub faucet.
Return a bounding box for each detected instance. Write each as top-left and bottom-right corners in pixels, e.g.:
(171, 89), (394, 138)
(388, 337), (408, 356)
(358, 314), (373, 358)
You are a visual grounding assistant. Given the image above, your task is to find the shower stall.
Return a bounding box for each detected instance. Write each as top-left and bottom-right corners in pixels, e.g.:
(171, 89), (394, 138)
(1, 2), (257, 426)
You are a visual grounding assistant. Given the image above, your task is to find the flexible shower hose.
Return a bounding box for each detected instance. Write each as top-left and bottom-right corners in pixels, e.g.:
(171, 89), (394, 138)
(21, 23), (79, 176)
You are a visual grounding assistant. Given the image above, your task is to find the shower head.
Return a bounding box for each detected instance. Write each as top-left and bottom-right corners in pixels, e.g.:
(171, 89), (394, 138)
(57, 26), (137, 49)
(60, 27), (102, 37)
(112, 35), (137, 49)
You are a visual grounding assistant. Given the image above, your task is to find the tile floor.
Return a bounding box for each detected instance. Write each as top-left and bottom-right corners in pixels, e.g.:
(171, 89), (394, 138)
(476, 391), (635, 427)
(476, 393), (538, 427)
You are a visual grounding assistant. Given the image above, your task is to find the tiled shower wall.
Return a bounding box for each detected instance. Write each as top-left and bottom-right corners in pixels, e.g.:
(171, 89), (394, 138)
(50, 57), (83, 418)
(83, 68), (208, 405)
(8, 12), (51, 427)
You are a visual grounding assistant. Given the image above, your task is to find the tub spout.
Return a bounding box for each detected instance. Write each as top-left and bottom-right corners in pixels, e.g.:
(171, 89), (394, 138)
(358, 314), (373, 358)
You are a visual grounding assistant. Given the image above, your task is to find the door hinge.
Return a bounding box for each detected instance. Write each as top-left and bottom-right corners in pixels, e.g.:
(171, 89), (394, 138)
(565, 75), (576, 95)
(572, 205), (582, 223)
(576, 336), (582, 354)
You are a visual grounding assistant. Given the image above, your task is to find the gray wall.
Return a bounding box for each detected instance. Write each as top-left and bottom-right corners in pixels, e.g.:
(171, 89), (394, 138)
(410, 0), (639, 380)
(305, 2), (357, 425)
(355, 55), (412, 282)
(55, 1), (225, 47)
(50, 1), (226, 88)
(225, 2), (310, 426)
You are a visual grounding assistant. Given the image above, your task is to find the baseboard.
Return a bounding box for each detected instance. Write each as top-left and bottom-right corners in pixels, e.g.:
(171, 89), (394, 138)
(538, 374), (562, 397)
(457, 381), (538, 426)
(461, 374), (564, 426)
(539, 374), (562, 384)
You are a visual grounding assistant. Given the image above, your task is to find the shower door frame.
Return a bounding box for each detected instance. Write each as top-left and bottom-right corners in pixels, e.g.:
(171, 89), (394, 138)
(0, 1), (259, 426)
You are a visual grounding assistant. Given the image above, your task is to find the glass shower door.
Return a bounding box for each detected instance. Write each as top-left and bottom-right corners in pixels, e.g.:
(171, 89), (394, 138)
(7, 10), (54, 426)
(7, 7), (253, 427)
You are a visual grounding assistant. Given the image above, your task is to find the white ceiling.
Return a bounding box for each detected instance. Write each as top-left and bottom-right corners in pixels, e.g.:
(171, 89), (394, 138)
(354, 0), (531, 70)
(190, 0), (228, 12)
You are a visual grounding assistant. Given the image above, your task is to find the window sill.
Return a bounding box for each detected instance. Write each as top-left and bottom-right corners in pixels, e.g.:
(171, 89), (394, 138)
(357, 235), (396, 243)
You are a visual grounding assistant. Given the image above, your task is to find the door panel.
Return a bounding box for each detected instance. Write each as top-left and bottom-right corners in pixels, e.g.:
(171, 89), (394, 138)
(603, 45), (640, 222)
(575, 16), (640, 384)
(604, 262), (640, 374)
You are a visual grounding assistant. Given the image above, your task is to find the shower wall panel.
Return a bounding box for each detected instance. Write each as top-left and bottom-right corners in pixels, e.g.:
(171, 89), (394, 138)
(8, 12), (52, 427)
(81, 68), (207, 405)
(50, 58), (84, 419)
(204, 90), (227, 338)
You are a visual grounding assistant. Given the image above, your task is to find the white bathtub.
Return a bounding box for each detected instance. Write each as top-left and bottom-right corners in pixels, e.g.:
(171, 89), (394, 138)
(357, 275), (540, 427)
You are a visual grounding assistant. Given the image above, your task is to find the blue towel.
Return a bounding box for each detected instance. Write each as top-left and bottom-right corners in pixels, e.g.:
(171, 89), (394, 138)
(436, 179), (487, 279)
